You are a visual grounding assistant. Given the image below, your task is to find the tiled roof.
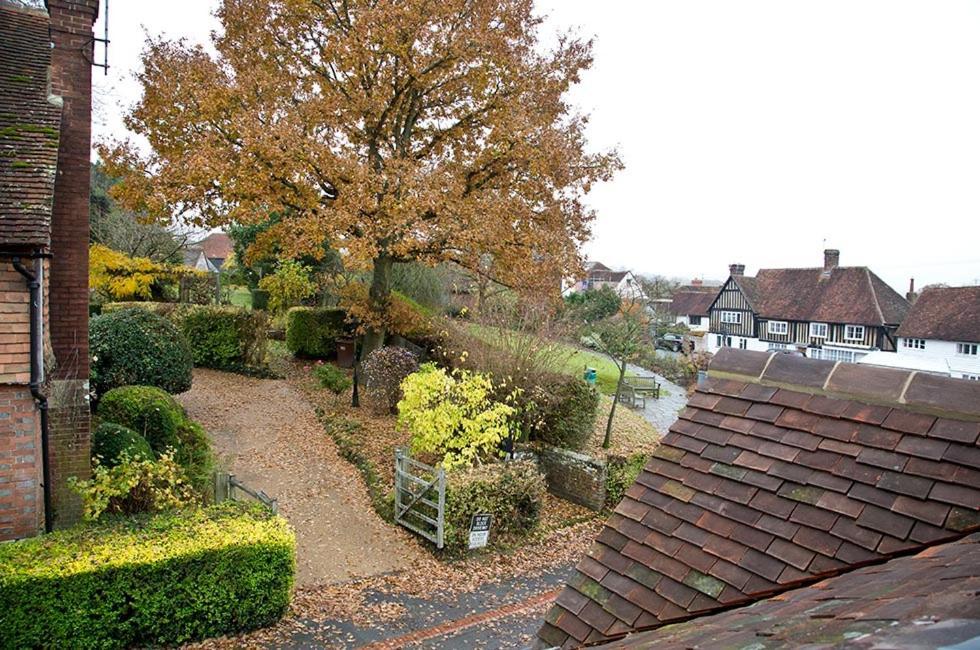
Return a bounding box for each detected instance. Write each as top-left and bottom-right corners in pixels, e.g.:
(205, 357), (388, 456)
(197, 231), (233, 261)
(0, 3), (60, 249)
(668, 290), (718, 317)
(896, 286), (980, 343)
(597, 532), (980, 649)
(537, 349), (980, 649)
(590, 270), (629, 284)
(734, 267), (910, 327)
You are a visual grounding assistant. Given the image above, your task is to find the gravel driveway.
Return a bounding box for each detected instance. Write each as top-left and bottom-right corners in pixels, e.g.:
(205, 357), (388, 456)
(177, 369), (425, 587)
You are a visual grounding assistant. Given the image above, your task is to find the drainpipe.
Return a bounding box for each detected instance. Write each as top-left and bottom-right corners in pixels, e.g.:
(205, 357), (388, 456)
(12, 256), (52, 534)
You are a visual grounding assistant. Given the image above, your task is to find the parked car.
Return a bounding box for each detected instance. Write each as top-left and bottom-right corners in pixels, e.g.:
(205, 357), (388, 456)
(656, 333), (684, 352)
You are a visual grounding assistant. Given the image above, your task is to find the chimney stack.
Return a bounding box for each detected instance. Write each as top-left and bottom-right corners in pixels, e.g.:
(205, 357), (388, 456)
(823, 249), (840, 272)
(691, 278), (703, 287)
(907, 278), (916, 303)
(729, 263), (745, 277)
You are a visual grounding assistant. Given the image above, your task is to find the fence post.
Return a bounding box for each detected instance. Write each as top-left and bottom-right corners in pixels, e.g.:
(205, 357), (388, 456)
(436, 467), (446, 549)
(394, 448), (403, 521)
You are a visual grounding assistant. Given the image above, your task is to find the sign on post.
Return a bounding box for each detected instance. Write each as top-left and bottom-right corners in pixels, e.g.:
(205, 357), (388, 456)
(468, 514), (492, 549)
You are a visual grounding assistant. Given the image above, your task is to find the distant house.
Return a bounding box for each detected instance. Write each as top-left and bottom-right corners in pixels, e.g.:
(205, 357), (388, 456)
(565, 262), (646, 301)
(705, 249), (909, 363)
(859, 286), (980, 380)
(183, 231), (233, 273)
(667, 281), (718, 333)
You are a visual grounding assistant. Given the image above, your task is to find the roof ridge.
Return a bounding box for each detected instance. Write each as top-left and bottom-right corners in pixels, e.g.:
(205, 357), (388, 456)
(866, 268), (885, 325)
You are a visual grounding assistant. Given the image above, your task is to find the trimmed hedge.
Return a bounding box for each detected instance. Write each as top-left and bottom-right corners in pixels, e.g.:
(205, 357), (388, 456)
(0, 503), (295, 649)
(102, 302), (270, 373)
(606, 453), (648, 507)
(98, 386), (186, 454)
(527, 374), (600, 451)
(91, 422), (154, 467)
(181, 305), (269, 371)
(443, 460), (546, 555)
(90, 308), (193, 397)
(286, 307), (347, 358)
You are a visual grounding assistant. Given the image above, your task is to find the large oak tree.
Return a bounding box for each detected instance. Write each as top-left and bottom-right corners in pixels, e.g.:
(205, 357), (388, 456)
(102, 0), (621, 350)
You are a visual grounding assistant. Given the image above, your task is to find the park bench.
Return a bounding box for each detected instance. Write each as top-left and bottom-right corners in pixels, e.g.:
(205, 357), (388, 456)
(618, 375), (661, 409)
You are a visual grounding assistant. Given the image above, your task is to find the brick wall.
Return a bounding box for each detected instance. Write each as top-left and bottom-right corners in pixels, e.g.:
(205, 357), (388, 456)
(46, 0), (99, 529)
(537, 445), (608, 511)
(0, 386), (42, 540)
(0, 264), (31, 385)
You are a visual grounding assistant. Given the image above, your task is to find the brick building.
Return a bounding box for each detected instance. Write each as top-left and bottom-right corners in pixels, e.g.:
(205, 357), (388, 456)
(0, 0), (99, 539)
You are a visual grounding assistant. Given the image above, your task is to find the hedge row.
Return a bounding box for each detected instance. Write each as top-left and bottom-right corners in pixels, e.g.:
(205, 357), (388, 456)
(286, 307), (347, 358)
(103, 302), (268, 373)
(443, 460), (546, 555)
(0, 503), (295, 649)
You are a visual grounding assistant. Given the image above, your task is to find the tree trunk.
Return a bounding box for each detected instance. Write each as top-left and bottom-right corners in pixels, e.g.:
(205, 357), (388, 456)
(603, 361), (627, 449)
(362, 255), (393, 356)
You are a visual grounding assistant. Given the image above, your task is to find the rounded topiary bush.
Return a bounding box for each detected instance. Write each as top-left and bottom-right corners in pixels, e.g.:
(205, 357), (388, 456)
(90, 308), (193, 397)
(91, 422), (155, 467)
(98, 386), (187, 454)
(173, 420), (216, 498)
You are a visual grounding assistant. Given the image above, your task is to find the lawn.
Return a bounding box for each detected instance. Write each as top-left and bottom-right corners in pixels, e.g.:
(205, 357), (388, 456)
(227, 285), (252, 308)
(465, 322), (622, 395)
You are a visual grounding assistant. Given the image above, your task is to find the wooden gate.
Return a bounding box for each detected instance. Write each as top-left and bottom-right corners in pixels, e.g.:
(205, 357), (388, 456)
(394, 447), (445, 548)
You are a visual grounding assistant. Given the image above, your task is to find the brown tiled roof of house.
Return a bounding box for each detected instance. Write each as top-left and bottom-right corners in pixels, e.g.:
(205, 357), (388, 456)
(740, 267), (909, 326)
(590, 269), (629, 284)
(896, 286), (980, 343)
(198, 231), (233, 261)
(0, 3), (61, 249)
(669, 290), (718, 317)
(597, 532), (980, 649)
(536, 349), (980, 649)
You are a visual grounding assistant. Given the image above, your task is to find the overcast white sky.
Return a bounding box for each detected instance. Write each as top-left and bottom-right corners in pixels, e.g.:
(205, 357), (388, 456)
(93, 1), (980, 291)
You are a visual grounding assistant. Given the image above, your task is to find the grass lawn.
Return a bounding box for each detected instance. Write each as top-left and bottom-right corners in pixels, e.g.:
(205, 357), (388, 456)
(227, 285), (252, 308)
(465, 322), (622, 395)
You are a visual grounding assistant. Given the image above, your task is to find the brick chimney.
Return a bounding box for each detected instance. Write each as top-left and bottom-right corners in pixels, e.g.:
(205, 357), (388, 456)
(691, 278), (703, 287)
(907, 278), (916, 303)
(46, 0), (100, 529)
(823, 249), (840, 272)
(729, 263), (745, 277)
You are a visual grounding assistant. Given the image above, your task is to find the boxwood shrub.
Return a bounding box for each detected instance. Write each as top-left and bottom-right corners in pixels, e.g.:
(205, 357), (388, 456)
(286, 307), (348, 358)
(90, 308), (193, 397)
(90, 422), (154, 467)
(527, 374), (600, 451)
(98, 386), (186, 454)
(181, 305), (269, 371)
(0, 503), (295, 649)
(443, 460), (546, 555)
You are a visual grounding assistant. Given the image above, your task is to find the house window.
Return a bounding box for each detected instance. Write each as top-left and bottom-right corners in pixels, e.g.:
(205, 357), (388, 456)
(721, 311), (742, 325)
(738, 338), (747, 349)
(963, 374), (980, 381)
(716, 335), (723, 347)
(844, 325), (865, 341)
(903, 338), (926, 350)
(957, 343), (979, 356)
(689, 315), (702, 326)
(809, 322), (828, 338)
(768, 321), (788, 335)
(810, 347), (864, 363)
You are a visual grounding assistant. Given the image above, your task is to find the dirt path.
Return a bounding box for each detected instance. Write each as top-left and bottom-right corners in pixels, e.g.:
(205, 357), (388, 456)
(177, 369), (425, 587)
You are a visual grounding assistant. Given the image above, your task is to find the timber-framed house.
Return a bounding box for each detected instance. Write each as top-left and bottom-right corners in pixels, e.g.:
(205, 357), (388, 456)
(705, 250), (910, 363)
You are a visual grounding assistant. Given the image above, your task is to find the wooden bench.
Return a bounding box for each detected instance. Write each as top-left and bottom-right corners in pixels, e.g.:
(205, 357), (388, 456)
(618, 376), (661, 408)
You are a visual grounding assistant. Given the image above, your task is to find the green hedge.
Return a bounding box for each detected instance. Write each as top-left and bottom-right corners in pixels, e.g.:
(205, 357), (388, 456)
(103, 302), (269, 373)
(90, 422), (154, 467)
(182, 305), (269, 371)
(90, 308), (194, 398)
(606, 453), (649, 507)
(98, 386), (186, 454)
(443, 460), (546, 555)
(0, 503), (295, 649)
(527, 374), (600, 451)
(286, 307), (348, 358)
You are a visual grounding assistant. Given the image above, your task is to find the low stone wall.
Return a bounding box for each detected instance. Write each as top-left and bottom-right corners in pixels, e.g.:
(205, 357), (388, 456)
(536, 445), (607, 511)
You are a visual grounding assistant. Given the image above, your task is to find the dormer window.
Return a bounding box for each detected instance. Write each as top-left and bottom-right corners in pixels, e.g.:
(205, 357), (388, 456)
(844, 325), (865, 341)
(957, 342), (979, 356)
(809, 322), (828, 338)
(903, 338), (926, 350)
(768, 321), (788, 335)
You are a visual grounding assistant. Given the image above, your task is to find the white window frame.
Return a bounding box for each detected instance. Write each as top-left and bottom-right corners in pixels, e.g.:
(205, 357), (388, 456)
(844, 325), (865, 341)
(963, 374), (980, 381)
(738, 338), (748, 349)
(957, 342), (979, 356)
(721, 311), (742, 325)
(809, 322), (828, 339)
(903, 338), (926, 350)
(768, 321), (788, 335)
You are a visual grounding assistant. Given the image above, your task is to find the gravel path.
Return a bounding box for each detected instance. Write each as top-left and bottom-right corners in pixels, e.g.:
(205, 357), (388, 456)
(177, 369), (425, 587)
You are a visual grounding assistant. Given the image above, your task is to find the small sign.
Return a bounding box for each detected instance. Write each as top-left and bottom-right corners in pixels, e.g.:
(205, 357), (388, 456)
(468, 514), (492, 549)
